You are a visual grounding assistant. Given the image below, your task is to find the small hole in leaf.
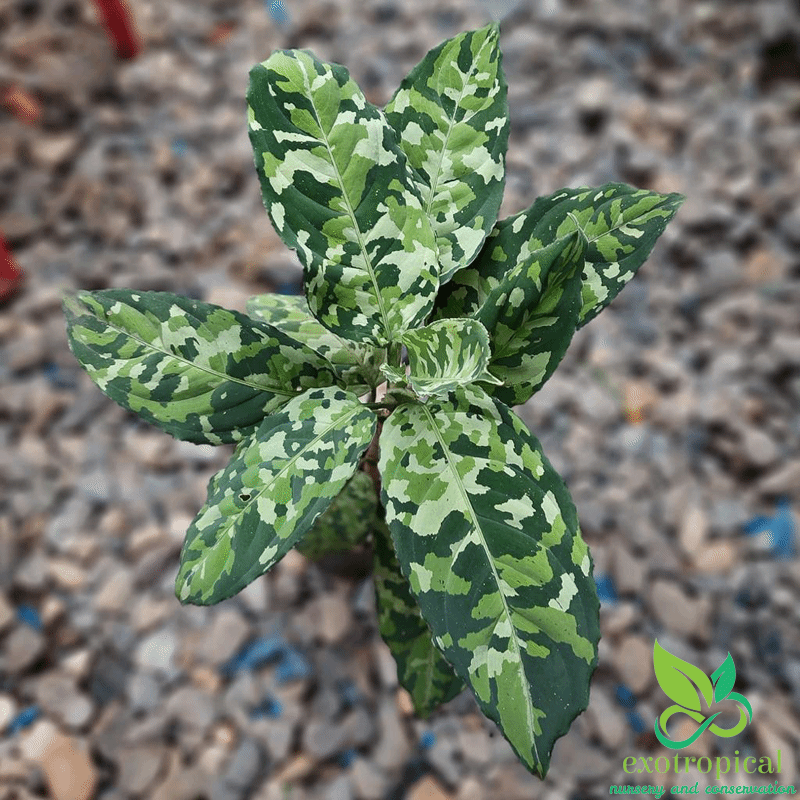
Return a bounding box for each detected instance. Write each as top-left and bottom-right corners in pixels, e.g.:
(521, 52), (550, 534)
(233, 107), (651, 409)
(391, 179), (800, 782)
(239, 492), (251, 502)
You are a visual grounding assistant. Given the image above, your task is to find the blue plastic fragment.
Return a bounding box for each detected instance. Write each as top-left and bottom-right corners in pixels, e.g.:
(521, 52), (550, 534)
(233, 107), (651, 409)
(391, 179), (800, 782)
(221, 635), (285, 677)
(615, 684), (637, 709)
(337, 749), (356, 768)
(7, 706), (39, 735)
(171, 138), (188, 158)
(250, 696), (283, 720)
(276, 280), (303, 296)
(221, 635), (312, 684)
(17, 605), (42, 631)
(266, 0), (290, 27)
(419, 731), (436, 750)
(42, 363), (77, 390)
(595, 574), (618, 604)
(627, 710), (645, 733)
(338, 680), (361, 709)
(743, 497), (796, 559)
(276, 648), (312, 684)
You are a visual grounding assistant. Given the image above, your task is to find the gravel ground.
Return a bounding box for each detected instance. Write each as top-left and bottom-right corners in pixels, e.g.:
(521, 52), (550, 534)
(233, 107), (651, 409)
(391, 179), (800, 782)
(1, 0), (799, 798)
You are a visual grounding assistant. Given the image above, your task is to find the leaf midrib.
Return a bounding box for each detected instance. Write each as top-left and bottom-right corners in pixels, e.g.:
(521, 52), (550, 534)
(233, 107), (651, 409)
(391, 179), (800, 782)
(198, 400), (368, 559)
(423, 34), (494, 221)
(296, 58), (392, 340)
(582, 194), (676, 245)
(419, 402), (542, 771)
(85, 311), (299, 397)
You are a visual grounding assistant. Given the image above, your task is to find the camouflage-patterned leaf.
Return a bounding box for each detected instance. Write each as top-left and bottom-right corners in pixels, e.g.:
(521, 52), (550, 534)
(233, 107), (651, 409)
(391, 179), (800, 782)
(373, 516), (464, 717)
(63, 290), (337, 446)
(296, 470), (378, 560)
(247, 50), (440, 345)
(379, 386), (599, 776)
(436, 183), (684, 326)
(522, 184), (684, 326)
(246, 293), (385, 393)
(385, 23), (509, 283)
(176, 387), (376, 605)
(434, 191), (571, 321)
(381, 319), (501, 397)
(476, 232), (586, 406)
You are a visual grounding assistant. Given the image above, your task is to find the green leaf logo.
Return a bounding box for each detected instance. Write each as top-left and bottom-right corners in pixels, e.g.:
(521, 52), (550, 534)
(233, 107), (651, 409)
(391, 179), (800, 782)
(711, 652), (736, 703)
(653, 639), (713, 712)
(652, 640), (753, 749)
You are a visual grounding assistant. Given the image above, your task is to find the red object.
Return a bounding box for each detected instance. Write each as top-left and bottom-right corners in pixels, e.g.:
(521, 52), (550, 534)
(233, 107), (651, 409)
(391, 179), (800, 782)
(0, 233), (24, 306)
(91, 0), (141, 59)
(2, 85), (42, 125)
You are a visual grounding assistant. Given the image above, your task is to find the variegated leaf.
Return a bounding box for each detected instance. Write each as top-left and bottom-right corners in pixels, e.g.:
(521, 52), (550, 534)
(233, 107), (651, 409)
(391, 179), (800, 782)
(246, 293), (384, 393)
(385, 23), (509, 282)
(373, 516), (464, 717)
(63, 290), (337, 445)
(476, 232), (586, 406)
(176, 387), (376, 605)
(518, 183), (684, 326)
(381, 318), (501, 397)
(379, 386), (599, 776)
(436, 183), (683, 326)
(434, 193), (573, 320)
(247, 50), (440, 345)
(296, 470), (377, 560)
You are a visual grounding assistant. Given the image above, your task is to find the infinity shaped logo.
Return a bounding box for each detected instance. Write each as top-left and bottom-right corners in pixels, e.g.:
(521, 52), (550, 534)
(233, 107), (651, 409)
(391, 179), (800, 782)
(652, 640), (753, 750)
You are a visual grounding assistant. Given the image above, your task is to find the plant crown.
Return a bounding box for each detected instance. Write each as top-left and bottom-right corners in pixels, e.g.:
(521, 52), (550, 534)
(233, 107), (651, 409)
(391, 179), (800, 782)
(63, 22), (684, 776)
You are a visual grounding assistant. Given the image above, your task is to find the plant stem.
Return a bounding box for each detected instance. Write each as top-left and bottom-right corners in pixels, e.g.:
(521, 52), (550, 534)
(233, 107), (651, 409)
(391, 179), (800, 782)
(388, 340), (402, 369)
(362, 416), (383, 499)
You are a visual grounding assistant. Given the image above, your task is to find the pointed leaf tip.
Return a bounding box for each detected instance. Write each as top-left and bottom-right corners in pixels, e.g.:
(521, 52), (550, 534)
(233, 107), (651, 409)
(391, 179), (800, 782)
(385, 22), (509, 283)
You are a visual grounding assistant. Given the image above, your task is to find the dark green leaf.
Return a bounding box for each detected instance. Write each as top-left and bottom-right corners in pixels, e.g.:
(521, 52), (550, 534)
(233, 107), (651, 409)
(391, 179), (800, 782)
(373, 517), (464, 717)
(379, 386), (599, 776)
(63, 290), (337, 445)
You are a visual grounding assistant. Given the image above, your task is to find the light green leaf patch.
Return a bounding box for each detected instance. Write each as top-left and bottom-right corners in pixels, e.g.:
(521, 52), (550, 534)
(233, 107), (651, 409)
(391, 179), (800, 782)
(381, 318), (500, 397)
(247, 49), (440, 345)
(247, 292), (385, 392)
(385, 23), (509, 282)
(63, 289), (338, 445)
(176, 387), (377, 605)
(379, 386), (599, 776)
(373, 517), (464, 717)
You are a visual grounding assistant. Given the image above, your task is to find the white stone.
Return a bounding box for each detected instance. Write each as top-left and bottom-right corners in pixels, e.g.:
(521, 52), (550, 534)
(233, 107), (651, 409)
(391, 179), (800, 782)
(135, 628), (178, 674)
(679, 503), (708, 555)
(2, 626), (45, 673)
(191, 609), (250, 666)
(0, 592), (14, 633)
(0, 694), (18, 731)
(93, 568), (135, 614)
(316, 593), (352, 645)
(615, 635), (653, 694)
(649, 581), (711, 641)
(351, 757), (390, 800)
